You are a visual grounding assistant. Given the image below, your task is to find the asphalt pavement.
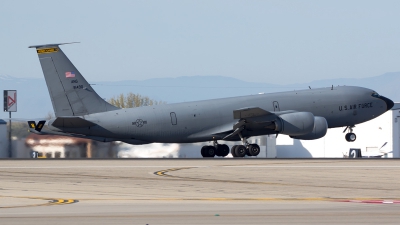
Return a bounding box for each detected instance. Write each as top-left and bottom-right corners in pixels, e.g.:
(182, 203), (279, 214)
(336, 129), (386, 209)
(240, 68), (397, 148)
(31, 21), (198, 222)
(1, 159), (399, 224)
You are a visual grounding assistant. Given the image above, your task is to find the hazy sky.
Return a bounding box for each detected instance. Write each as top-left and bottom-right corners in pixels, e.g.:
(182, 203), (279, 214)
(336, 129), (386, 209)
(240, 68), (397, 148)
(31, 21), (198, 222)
(1, 0), (399, 84)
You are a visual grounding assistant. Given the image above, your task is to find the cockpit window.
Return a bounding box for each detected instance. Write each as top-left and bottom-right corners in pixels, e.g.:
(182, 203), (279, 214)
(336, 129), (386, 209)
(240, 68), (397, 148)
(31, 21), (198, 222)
(371, 92), (381, 98)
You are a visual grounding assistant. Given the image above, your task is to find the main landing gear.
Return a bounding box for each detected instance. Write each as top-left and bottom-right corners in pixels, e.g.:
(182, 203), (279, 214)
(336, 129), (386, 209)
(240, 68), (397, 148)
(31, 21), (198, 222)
(201, 142), (230, 158)
(230, 144), (260, 157)
(343, 126), (356, 142)
(231, 135), (260, 158)
(200, 137), (261, 158)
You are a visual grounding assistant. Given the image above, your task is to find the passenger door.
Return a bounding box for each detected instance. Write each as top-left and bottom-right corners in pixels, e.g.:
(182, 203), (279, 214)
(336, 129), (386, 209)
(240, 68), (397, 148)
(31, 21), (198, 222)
(273, 101), (280, 112)
(170, 112), (177, 125)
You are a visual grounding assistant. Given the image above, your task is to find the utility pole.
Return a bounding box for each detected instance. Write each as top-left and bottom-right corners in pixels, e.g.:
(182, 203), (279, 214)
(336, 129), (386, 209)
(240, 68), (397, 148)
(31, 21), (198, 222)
(8, 111), (11, 158)
(4, 90), (16, 158)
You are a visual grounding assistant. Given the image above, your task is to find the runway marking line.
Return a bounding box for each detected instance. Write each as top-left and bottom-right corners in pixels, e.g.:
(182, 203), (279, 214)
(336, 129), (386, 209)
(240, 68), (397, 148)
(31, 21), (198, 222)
(0, 196), (79, 209)
(2, 165), (400, 169)
(0, 166), (207, 169)
(2, 195), (400, 203)
(153, 167), (400, 191)
(60, 197), (400, 202)
(338, 199), (400, 204)
(222, 166), (400, 168)
(154, 167), (191, 177)
(153, 167), (400, 203)
(50, 199), (79, 204)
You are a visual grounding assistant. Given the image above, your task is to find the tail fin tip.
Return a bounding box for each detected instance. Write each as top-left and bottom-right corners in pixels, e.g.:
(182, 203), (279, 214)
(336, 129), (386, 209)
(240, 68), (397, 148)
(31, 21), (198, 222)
(28, 42), (80, 49)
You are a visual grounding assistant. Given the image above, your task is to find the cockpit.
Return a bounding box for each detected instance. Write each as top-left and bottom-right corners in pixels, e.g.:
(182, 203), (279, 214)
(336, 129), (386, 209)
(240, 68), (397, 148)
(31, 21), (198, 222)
(371, 91), (394, 110)
(371, 92), (381, 98)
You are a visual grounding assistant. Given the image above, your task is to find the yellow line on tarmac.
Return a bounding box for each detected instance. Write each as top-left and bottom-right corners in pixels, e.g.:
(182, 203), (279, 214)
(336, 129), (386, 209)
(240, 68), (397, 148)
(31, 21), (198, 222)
(154, 167), (191, 177)
(51, 199), (78, 204)
(0, 196), (78, 209)
(74, 197), (400, 202)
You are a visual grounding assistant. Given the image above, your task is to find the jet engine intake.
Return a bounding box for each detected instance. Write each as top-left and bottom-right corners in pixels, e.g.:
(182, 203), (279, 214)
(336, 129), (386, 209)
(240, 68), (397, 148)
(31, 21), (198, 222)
(274, 112), (315, 136)
(290, 116), (328, 140)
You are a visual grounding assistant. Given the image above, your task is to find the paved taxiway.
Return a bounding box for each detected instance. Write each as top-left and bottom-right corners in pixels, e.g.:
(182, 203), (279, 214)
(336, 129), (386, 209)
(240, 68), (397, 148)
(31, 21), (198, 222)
(1, 159), (400, 224)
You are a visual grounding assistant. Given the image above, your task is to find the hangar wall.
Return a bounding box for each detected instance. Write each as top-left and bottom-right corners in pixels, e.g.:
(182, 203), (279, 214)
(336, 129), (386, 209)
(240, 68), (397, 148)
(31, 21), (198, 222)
(276, 103), (400, 158)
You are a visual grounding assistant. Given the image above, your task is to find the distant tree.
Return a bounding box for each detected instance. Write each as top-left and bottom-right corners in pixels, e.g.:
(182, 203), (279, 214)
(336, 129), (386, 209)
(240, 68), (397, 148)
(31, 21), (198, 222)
(108, 92), (166, 108)
(45, 111), (54, 120)
(8, 121), (29, 139)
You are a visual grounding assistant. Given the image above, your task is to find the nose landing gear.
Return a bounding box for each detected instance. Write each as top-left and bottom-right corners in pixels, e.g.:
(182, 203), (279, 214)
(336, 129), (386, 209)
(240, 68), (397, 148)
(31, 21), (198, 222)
(345, 133), (356, 142)
(343, 126), (356, 142)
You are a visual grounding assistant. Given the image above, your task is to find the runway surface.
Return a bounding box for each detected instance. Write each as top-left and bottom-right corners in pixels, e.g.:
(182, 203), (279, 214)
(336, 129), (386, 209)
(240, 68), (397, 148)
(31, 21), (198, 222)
(1, 159), (400, 224)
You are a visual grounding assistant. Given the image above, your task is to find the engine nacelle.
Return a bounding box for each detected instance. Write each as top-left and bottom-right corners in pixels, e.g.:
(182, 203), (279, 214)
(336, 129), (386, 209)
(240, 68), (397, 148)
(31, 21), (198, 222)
(291, 116), (328, 140)
(274, 112), (315, 136)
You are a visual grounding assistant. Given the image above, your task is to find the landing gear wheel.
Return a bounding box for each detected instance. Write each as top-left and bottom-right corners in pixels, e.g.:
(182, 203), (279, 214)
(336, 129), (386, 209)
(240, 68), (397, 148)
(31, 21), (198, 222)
(205, 146), (216, 157)
(215, 145), (222, 157)
(248, 144), (261, 156)
(217, 144), (229, 157)
(234, 145), (247, 158)
(245, 148), (251, 156)
(201, 146), (216, 157)
(231, 145), (238, 157)
(345, 133), (356, 142)
(201, 146), (207, 157)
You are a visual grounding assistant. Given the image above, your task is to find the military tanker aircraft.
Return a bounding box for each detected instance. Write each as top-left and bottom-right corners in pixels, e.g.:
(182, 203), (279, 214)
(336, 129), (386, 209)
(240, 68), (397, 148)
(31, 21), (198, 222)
(27, 43), (394, 158)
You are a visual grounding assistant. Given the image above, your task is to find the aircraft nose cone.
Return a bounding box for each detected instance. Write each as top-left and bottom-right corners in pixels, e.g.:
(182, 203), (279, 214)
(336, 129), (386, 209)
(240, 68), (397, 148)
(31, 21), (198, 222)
(379, 96), (394, 111)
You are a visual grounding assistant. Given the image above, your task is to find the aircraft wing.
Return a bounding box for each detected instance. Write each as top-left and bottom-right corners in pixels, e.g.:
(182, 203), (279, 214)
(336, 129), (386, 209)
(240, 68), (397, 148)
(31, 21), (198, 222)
(233, 107), (272, 119)
(223, 107), (297, 140)
(189, 107), (284, 140)
(188, 107), (298, 140)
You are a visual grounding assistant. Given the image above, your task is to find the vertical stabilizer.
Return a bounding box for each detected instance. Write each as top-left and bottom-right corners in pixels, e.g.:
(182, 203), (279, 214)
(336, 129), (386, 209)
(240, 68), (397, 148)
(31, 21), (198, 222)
(29, 43), (119, 117)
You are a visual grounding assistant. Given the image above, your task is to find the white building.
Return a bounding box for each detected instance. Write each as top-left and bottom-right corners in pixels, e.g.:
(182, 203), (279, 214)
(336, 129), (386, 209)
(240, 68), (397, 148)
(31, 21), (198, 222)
(277, 103), (400, 158)
(0, 119), (8, 158)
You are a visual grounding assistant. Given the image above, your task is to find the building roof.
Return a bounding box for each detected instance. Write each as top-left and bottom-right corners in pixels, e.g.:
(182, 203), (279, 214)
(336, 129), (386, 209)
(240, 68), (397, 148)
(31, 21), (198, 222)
(392, 103), (400, 110)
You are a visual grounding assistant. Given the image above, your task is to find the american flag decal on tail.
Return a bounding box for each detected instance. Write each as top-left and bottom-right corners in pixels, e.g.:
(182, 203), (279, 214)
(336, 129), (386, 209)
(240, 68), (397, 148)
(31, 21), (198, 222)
(65, 71), (75, 78)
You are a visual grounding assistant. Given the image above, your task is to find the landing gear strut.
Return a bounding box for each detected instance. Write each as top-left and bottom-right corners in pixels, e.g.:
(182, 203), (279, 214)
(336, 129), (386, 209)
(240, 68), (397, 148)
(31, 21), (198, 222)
(343, 126), (356, 142)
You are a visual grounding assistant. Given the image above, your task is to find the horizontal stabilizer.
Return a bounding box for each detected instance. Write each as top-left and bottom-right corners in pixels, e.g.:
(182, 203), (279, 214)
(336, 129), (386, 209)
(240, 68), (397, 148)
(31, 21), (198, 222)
(52, 117), (96, 128)
(28, 42), (80, 48)
(28, 128), (150, 145)
(233, 107), (272, 119)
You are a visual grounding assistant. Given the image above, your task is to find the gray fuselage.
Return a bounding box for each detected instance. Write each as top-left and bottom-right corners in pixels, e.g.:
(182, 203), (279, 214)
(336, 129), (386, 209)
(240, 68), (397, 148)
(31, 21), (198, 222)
(61, 86), (388, 143)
